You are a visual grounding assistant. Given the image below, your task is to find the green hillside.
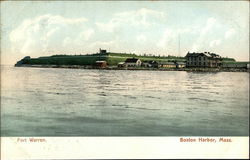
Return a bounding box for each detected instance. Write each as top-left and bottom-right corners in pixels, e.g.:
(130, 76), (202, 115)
(106, 52), (185, 65)
(221, 57), (236, 62)
(16, 52), (242, 67)
(17, 52), (186, 66)
(222, 61), (249, 65)
(20, 54), (107, 65)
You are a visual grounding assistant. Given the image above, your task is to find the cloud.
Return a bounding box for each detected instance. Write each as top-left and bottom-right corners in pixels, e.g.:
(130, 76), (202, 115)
(224, 28), (236, 39)
(156, 17), (221, 55)
(189, 17), (218, 52)
(95, 21), (116, 33)
(177, 28), (192, 34)
(115, 8), (166, 26)
(136, 34), (147, 42)
(157, 26), (197, 50)
(157, 28), (173, 48)
(200, 17), (216, 35)
(9, 14), (90, 55)
(190, 44), (200, 52)
(63, 37), (73, 47)
(96, 8), (166, 32)
(79, 29), (95, 41)
(89, 41), (115, 49)
(209, 39), (221, 47)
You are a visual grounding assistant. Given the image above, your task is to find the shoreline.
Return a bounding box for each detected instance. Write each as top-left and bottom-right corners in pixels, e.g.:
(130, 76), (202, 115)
(14, 64), (250, 72)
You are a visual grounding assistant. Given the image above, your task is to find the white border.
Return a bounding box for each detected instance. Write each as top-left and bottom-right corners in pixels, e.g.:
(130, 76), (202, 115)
(1, 137), (249, 159)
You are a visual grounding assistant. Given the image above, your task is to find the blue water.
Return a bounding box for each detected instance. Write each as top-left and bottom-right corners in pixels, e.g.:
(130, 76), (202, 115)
(1, 65), (249, 136)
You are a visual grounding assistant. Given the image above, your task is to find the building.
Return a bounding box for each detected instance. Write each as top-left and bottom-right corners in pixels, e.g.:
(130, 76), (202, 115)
(176, 62), (186, 68)
(99, 48), (107, 54)
(141, 60), (158, 68)
(117, 62), (126, 68)
(185, 52), (222, 68)
(222, 62), (250, 68)
(158, 62), (176, 68)
(125, 58), (142, 67)
(94, 61), (107, 68)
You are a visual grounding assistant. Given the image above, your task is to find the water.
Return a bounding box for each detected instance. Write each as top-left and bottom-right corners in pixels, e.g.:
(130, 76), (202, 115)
(1, 65), (249, 136)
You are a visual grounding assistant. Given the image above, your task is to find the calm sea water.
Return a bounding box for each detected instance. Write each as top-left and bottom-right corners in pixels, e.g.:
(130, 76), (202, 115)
(1, 65), (249, 136)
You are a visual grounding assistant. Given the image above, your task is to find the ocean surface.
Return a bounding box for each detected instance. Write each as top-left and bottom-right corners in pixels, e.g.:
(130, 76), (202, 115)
(1, 65), (249, 136)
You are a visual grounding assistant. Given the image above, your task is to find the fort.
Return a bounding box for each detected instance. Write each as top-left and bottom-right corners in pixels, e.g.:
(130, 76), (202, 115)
(15, 49), (250, 72)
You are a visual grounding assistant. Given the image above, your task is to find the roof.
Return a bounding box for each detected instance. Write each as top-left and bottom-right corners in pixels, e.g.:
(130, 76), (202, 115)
(185, 52), (204, 57)
(125, 58), (140, 63)
(185, 52), (221, 58)
(177, 62), (186, 65)
(142, 60), (157, 64)
(158, 62), (176, 65)
(95, 61), (106, 63)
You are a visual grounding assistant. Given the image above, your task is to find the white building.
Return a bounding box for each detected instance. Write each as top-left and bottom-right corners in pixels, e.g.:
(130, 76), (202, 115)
(125, 58), (142, 67)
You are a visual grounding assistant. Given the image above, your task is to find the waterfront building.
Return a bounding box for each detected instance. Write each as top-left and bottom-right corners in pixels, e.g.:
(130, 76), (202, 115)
(141, 60), (158, 68)
(176, 62), (186, 68)
(222, 62), (250, 68)
(94, 61), (107, 68)
(125, 58), (142, 67)
(117, 62), (126, 68)
(185, 52), (222, 67)
(158, 62), (176, 68)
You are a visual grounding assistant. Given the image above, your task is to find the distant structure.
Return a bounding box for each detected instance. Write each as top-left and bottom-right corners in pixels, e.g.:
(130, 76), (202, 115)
(222, 62), (249, 69)
(98, 48), (107, 61)
(94, 61), (107, 68)
(176, 62), (186, 68)
(99, 48), (107, 54)
(158, 62), (176, 68)
(141, 60), (158, 68)
(185, 52), (222, 68)
(125, 57), (142, 67)
(117, 62), (126, 68)
(178, 33), (181, 57)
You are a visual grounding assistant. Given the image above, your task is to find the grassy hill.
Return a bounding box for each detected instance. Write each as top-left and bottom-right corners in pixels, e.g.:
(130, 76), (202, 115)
(17, 52), (186, 66)
(20, 53), (107, 65)
(106, 53), (185, 65)
(221, 57), (236, 62)
(16, 52), (243, 67)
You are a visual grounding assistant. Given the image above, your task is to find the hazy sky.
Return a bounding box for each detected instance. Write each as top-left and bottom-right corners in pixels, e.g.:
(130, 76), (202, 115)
(1, 1), (249, 64)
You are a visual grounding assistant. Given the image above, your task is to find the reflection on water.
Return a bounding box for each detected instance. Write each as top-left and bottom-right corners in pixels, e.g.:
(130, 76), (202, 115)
(1, 65), (249, 136)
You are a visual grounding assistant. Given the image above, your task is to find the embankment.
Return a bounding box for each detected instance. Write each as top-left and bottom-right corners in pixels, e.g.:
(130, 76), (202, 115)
(15, 64), (250, 72)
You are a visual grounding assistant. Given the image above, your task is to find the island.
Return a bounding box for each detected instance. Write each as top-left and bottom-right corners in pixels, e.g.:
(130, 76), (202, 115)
(15, 48), (249, 72)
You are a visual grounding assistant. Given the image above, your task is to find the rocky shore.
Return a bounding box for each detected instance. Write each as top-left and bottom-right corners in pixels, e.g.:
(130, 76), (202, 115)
(15, 64), (250, 72)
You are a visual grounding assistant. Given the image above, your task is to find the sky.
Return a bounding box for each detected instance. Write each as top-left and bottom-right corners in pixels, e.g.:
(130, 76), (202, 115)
(1, 1), (249, 64)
